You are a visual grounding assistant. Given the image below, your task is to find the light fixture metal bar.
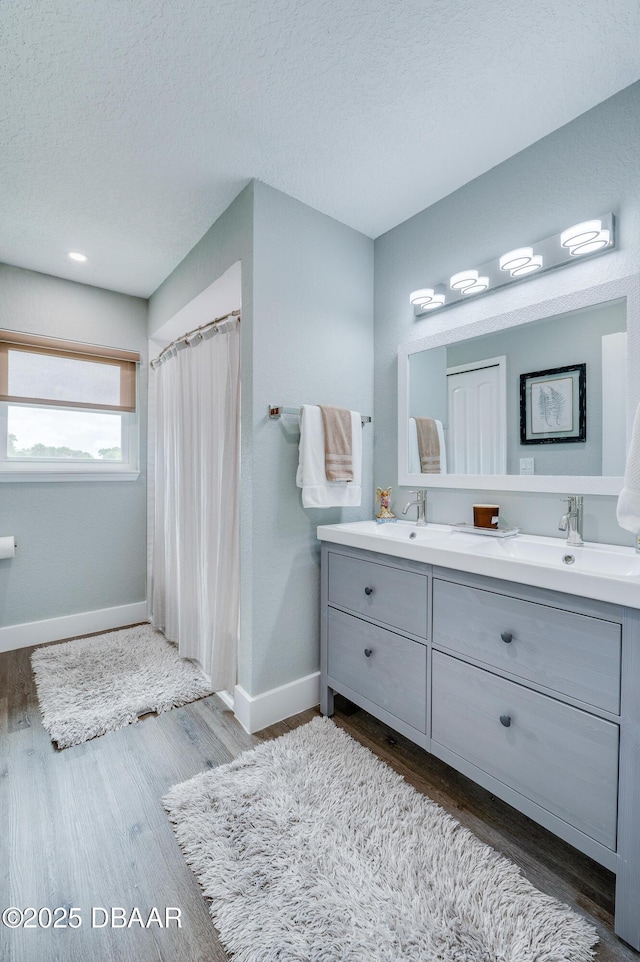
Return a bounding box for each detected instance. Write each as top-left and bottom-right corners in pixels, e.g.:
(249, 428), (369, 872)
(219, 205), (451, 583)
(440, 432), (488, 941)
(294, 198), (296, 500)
(412, 212), (615, 317)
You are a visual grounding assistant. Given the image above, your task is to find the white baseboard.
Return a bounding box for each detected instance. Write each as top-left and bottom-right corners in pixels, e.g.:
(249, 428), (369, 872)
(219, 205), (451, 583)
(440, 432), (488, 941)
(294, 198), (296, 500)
(232, 671), (320, 734)
(0, 602), (149, 653)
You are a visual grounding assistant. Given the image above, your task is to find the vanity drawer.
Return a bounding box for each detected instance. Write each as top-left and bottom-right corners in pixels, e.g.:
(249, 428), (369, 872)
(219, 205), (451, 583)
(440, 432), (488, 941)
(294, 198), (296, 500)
(327, 607), (427, 732)
(328, 551), (428, 638)
(431, 652), (619, 850)
(432, 579), (621, 713)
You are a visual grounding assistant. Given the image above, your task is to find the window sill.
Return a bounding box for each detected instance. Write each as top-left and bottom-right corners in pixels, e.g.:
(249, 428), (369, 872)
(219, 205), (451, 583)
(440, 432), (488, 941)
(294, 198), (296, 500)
(0, 468), (140, 482)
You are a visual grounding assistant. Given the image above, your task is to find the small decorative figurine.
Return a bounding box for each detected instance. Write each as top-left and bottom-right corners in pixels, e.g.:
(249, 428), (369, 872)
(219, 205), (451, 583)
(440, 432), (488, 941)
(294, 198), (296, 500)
(375, 486), (397, 523)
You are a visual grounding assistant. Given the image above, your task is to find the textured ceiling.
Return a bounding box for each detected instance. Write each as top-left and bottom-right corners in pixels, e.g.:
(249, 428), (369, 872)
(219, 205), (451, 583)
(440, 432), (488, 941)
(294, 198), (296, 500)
(1, 0), (639, 297)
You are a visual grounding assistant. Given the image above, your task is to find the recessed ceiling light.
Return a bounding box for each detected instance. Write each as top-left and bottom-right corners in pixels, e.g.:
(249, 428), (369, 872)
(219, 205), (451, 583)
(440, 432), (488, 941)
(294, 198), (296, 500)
(67, 251), (88, 262)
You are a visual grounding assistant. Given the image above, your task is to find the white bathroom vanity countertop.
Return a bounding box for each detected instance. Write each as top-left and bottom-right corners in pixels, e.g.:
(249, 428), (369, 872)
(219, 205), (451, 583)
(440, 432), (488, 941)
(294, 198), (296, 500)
(317, 520), (640, 610)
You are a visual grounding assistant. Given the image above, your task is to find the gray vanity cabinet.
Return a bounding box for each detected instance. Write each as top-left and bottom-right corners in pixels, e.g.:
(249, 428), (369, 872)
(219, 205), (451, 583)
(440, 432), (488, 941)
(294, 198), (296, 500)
(320, 541), (640, 951)
(321, 545), (430, 747)
(432, 578), (622, 713)
(431, 650), (619, 850)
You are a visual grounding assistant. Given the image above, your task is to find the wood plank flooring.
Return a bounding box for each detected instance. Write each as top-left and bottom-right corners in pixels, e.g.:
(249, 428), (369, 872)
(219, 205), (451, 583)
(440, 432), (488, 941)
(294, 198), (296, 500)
(1, 642), (637, 961)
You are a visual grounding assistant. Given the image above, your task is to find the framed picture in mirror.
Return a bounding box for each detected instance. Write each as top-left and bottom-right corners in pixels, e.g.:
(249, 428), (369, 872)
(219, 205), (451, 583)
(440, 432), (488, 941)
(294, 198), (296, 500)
(520, 363), (586, 444)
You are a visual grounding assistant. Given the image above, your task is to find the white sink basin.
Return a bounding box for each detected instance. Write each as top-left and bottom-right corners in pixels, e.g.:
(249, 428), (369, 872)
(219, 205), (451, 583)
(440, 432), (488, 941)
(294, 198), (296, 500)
(469, 536), (640, 578)
(317, 520), (640, 609)
(364, 520), (455, 542)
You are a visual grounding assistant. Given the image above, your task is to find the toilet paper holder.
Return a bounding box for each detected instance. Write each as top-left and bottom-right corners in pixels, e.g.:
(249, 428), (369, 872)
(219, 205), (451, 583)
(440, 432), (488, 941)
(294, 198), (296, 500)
(0, 535), (17, 559)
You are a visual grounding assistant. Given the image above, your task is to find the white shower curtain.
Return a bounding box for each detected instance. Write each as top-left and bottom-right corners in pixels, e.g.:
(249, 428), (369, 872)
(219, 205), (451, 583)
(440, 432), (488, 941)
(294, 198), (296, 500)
(151, 316), (240, 692)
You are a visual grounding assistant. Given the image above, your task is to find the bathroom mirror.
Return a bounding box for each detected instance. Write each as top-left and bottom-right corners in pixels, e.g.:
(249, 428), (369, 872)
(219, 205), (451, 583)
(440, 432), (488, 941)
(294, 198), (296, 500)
(398, 276), (640, 494)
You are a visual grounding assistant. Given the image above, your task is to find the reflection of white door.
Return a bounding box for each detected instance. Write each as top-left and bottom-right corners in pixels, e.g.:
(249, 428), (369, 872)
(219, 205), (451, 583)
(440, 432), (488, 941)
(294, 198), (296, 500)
(447, 357), (506, 474)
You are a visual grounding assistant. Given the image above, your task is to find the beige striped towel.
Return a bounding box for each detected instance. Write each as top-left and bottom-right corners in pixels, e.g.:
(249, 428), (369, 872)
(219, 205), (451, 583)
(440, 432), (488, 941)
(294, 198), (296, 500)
(415, 417), (441, 473)
(319, 405), (353, 481)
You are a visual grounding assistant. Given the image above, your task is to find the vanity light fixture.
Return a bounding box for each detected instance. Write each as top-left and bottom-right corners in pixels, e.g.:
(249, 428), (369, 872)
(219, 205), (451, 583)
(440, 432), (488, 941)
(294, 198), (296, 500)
(460, 275), (489, 295)
(510, 256), (543, 277)
(410, 288), (436, 306)
(409, 288), (446, 310)
(560, 219), (611, 256)
(450, 270), (479, 292)
(411, 212), (615, 317)
(67, 251), (88, 262)
(499, 247), (543, 277)
(449, 269), (489, 296)
(420, 294), (446, 310)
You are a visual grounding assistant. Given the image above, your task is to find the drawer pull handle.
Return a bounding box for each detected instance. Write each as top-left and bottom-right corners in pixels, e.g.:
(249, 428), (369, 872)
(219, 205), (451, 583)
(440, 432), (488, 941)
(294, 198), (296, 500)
(364, 586), (374, 596)
(499, 714), (511, 728)
(500, 631), (513, 644)
(364, 648), (373, 658)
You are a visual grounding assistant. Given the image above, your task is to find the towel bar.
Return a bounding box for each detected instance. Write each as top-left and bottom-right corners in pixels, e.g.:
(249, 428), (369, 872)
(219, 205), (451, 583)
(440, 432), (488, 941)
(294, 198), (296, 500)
(268, 405), (371, 425)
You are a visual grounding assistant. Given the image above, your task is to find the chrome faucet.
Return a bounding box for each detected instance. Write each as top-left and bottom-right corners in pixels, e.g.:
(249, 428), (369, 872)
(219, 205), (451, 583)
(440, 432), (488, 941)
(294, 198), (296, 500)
(402, 489), (427, 526)
(558, 495), (584, 546)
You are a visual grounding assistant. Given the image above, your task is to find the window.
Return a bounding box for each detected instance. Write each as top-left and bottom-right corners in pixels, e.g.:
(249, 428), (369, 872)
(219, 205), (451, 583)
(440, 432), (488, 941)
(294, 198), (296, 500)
(0, 330), (140, 481)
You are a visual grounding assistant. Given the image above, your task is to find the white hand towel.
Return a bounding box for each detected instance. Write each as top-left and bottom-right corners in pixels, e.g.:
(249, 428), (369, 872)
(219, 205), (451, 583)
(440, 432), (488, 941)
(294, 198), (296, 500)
(296, 405), (362, 508)
(435, 419), (447, 474)
(408, 418), (421, 474)
(617, 402), (640, 533)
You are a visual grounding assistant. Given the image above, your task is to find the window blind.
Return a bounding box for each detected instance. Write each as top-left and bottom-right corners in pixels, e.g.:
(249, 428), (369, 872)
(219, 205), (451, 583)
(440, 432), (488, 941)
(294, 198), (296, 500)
(0, 331), (139, 413)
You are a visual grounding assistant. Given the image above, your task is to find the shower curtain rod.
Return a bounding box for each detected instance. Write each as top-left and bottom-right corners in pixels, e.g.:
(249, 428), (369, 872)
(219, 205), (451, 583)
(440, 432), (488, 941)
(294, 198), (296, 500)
(151, 309), (241, 368)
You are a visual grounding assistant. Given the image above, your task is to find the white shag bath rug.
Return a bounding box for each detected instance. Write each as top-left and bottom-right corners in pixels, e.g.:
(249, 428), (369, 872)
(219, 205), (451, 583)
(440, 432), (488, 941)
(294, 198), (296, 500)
(164, 716), (598, 962)
(32, 623), (213, 749)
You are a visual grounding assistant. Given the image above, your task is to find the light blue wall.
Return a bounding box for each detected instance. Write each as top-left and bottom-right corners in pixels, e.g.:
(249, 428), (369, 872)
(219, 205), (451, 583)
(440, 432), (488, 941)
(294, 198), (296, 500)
(250, 182), (374, 695)
(147, 181), (374, 697)
(0, 264), (148, 627)
(374, 80), (640, 547)
(147, 183), (254, 336)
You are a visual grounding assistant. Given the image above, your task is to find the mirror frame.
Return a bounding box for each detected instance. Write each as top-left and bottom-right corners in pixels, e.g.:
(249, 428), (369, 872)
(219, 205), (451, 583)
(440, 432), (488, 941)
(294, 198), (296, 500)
(398, 275), (640, 494)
